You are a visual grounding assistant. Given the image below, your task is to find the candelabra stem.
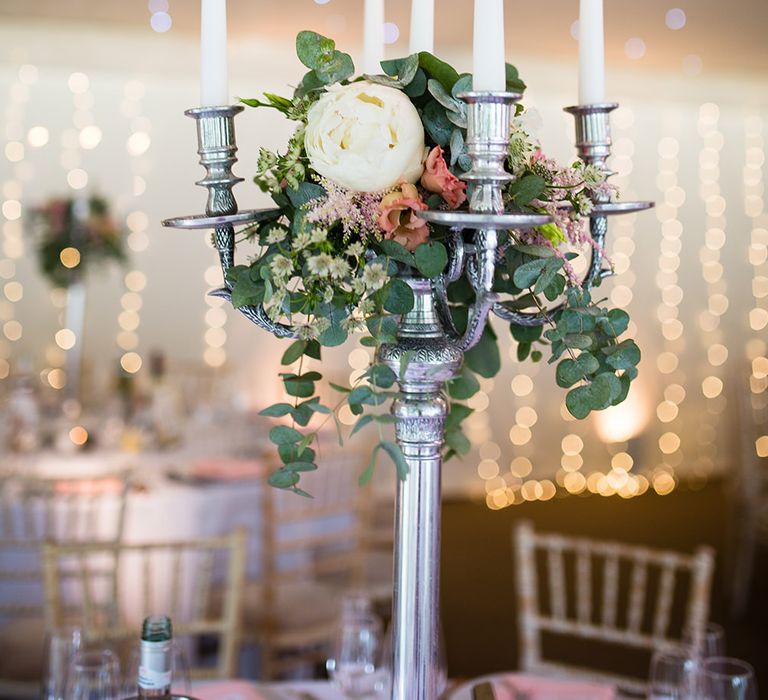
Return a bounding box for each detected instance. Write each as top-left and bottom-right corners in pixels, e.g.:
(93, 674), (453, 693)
(378, 278), (462, 700)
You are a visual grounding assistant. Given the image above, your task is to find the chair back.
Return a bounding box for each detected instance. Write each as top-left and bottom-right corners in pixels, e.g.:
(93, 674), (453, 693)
(41, 528), (247, 679)
(0, 471), (130, 620)
(263, 446), (372, 591)
(513, 520), (714, 694)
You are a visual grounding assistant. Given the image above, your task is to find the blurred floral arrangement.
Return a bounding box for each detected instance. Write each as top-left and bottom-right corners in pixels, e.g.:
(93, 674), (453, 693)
(33, 196), (125, 288)
(229, 32), (640, 493)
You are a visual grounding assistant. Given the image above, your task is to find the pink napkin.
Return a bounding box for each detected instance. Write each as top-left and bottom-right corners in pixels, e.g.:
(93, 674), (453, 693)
(192, 680), (270, 700)
(491, 674), (615, 700)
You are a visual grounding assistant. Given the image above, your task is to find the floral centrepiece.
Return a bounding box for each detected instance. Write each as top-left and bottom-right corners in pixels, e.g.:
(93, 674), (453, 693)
(33, 196), (125, 288)
(231, 32), (641, 494)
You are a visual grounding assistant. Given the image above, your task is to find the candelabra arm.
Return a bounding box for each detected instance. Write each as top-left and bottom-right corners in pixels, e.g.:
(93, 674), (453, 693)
(178, 106), (297, 340)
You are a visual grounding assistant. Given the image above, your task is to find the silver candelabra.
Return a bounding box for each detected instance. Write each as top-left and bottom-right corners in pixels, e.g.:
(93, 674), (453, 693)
(163, 91), (651, 700)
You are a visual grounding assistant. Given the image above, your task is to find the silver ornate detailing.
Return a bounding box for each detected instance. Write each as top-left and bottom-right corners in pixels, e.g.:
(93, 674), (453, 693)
(161, 107), (295, 339)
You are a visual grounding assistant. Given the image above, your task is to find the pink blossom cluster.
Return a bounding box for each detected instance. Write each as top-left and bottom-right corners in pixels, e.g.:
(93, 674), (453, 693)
(305, 177), (384, 242)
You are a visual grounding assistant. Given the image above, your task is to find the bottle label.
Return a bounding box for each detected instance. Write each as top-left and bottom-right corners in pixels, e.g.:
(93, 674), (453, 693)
(138, 666), (172, 690)
(139, 639), (172, 692)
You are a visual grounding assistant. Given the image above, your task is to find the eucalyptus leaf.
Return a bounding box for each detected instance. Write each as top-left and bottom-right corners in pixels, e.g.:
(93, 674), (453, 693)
(379, 239), (416, 266)
(427, 79), (461, 112)
(259, 403), (294, 417)
(268, 468), (300, 489)
(281, 340), (307, 365)
(414, 241), (448, 278)
(358, 444), (381, 486)
(383, 278), (415, 314)
(422, 100), (453, 146)
(269, 425), (303, 445)
(418, 52), (460, 91)
(445, 403), (473, 432)
(513, 258), (548, 288)
(380, 440), (410, 480)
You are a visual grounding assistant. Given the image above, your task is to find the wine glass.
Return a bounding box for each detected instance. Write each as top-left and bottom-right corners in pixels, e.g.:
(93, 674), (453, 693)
(326, 595), (389, 698)
(700, 657), (758, 700)
(41, 626), (82, 700)
(64, 649), (121, 700)
(648, 649), (699, 700)
(684, 623), (726, 660)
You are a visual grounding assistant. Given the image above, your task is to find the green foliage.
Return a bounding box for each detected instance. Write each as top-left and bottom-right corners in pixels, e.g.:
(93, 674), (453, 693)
(240, 31), (638, 496)
(295, 31), (355, 85)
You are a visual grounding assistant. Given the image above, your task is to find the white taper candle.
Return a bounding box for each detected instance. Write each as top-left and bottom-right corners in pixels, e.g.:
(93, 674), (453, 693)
(578, 0), (605, 104)
(472, 0), (506, 92)
(362, 0), (385, 74)
(200, 0), (229, 106)
(409, 0), (435, 55)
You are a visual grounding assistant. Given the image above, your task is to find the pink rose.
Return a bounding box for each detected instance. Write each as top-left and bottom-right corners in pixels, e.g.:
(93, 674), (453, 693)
(420, 146), (467, 209)
(377, 183), (430, 252)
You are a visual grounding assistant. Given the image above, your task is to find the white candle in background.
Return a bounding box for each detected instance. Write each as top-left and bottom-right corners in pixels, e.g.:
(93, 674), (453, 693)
(409, 0), (435, 55)
(472, 0), (506, 92)
(578, 0), (605, 104)
(200, 0), (229, 106)
(362, 0), (385, 74)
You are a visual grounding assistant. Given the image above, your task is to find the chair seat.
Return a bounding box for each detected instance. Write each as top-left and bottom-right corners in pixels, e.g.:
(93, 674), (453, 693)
(0, 615), (47, 685)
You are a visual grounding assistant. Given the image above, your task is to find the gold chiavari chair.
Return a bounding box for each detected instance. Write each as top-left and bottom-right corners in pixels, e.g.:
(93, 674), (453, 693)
(42, 528), (247, 680)
(240, 447), (374, 679)
(513, 520), (715, 696)
(0, 471), (130, 697)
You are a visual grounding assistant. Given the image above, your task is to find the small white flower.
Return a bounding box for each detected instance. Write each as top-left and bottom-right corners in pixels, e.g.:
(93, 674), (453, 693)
(356, 299), (375, 316)
(307, 253), (334, 277)
(266, 227), (287, 245)
(328, 257), (351, 280)
(323, 286), (334, 303)
(342, 316), (365, 332)
(351, 277), (367, 295)
(313, 317), (332, 334)
(310, 227), (328, 244)
(576, 193), (594, 216)
(362, 263), (387, 291)
(581, 164), (606, 188)
(294, 324), (319, 340)
(270, 255), (293, 278)
(292, 231), (311, 250)
(345, 242), (366, 257)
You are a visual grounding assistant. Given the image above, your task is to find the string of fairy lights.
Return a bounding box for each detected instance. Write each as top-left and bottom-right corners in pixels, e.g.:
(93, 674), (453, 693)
(695, 103), (729, 478)
(1, 62), (34, 381)
(743, 114), (768, 460)
(653, 117), (686, 495)
(117, 78), (153, 377)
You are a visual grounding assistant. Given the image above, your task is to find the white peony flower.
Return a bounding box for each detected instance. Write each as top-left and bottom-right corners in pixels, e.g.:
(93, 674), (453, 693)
(304, 81), (426, 193)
